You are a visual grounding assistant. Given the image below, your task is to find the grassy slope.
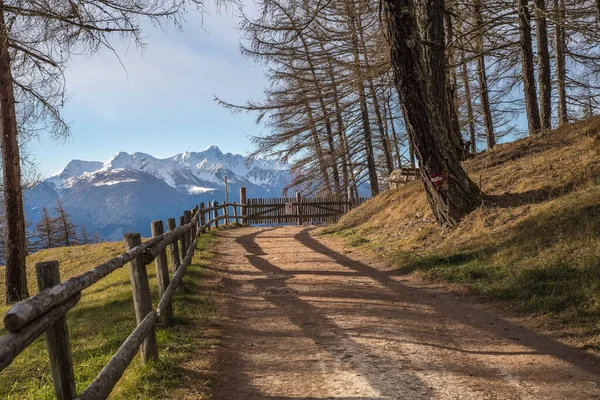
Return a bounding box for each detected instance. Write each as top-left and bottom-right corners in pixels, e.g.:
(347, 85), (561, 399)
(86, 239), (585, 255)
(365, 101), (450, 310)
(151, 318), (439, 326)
(327, 117), (600, 348)
(0, 230), (221, 399)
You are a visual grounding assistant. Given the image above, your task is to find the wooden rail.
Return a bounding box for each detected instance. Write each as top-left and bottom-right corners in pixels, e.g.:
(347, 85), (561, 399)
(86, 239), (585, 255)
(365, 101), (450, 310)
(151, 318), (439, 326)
(0, 192), (248, 400)
(245, 192), (369, 225)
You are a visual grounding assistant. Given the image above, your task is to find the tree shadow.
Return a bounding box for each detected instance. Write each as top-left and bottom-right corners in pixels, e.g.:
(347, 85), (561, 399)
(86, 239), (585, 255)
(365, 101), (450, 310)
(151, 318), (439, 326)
(213, 228), (437, 399)
(295, 227), (600, 378)
(211, 227), (600, 399)
(484, 181), (583, 208)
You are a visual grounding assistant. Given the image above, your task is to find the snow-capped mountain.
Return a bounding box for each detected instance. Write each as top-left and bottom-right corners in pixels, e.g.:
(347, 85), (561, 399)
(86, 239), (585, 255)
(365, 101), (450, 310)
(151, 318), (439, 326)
(46, 146), (288, 195)
(25, 147), (290, 240)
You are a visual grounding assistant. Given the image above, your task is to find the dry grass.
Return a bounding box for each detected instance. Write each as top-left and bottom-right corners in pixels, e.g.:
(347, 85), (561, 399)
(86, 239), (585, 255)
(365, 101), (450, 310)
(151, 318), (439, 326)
(327, 116), (600, 349)
(0, 231), (221, 399)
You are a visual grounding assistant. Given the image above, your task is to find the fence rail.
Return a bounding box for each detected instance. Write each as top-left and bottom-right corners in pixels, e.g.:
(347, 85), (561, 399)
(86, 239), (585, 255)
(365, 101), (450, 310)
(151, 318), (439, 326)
(0, 186), (369, 399)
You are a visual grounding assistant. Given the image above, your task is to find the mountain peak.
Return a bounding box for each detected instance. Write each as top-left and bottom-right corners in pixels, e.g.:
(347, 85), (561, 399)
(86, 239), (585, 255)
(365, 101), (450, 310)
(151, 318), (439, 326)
(49, 159), (103, 182)
(203, 145), (222, 154)
(112, 151), (132, 159)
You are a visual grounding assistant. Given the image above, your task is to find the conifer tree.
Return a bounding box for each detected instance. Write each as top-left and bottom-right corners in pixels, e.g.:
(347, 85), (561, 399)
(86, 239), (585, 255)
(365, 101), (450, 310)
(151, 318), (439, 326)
(34, 207), (57, 250)
(80, 226), (89, 245)
(54, 199), (78, 247)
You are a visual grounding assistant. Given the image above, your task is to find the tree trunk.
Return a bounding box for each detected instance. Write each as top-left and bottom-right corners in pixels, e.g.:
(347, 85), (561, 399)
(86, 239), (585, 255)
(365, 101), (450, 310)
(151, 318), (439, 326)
(385, 95), (403, 168)
(396, 90), (416, 168)
(368, 80), (394, 175)
(345, 2), (379, 195)
(459, 49), (477, 153)
(518, 0), (542, 134)
(416, 0), (463, 159)
(304, 100), (333, 196)
(384, 0), (482, 227)
(477, 54), (495, 149)
(359, 96), (379, 196)
(0, 7), (29, 303)
(444, 6), (466, 159)
(298, 35), (342, 196)
(354, 7), (395, 175)
(473, 0), (495, 149)
(324, 125), (342, 196)
(327, 59), (351, 192)
(534, 0), (552, 130)
(456, 19), (477, 154)
(554, 0), (568, 125)
(401, 103), (417, 168)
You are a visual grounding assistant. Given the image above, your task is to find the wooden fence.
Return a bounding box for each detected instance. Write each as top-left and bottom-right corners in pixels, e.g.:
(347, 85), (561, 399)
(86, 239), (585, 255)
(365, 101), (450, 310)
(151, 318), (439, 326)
(0, 199), (245, 400)
(0, 186), (368, 399)
(246, 192), (369, 225)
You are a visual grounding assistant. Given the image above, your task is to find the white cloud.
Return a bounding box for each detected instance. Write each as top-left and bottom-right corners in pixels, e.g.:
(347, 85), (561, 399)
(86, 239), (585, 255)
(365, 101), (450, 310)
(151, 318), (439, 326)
(63, 1), (264, 123)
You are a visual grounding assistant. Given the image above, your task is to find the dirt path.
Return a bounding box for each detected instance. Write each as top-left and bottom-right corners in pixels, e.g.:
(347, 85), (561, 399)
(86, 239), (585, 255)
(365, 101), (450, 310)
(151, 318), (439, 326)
(210, 226), (600, 399)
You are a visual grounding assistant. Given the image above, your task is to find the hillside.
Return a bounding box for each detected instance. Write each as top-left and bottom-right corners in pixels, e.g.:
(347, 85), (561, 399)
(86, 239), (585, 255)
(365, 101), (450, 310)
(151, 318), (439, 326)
(327, 117), (600, 348)
(0, 234), (220, 399)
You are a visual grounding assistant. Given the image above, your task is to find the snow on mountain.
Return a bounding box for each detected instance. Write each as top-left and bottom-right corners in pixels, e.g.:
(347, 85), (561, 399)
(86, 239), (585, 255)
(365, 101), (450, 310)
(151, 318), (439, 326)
(25, 147), (290, 240)
(45, 160), (104, 190)
(44, 147), (290, 195)
(246, 165), (288, 188)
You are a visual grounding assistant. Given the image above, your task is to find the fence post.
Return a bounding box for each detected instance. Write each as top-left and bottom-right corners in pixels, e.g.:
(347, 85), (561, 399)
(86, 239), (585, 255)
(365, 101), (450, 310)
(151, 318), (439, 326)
(166, 218), (181, 273)
(200, 202), (205, 229)
(213, 201), (219, 228)
(224, 176), (230, 225)
(35, 261), (76, 400)
(233, 201), (239, 224)
(123, 233), (159, 363)
(240, 187), (247, 225)
(192, 205), (199, 233)
(179, 215), (187, 259)
(184, 210), (192, 250)
(296, 192), (303, 226)
(151, 221), (173, 325)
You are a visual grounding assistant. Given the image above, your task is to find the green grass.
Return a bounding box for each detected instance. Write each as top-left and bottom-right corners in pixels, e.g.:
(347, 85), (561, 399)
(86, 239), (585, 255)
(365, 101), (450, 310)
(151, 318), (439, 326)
(0, 231), (220, 399)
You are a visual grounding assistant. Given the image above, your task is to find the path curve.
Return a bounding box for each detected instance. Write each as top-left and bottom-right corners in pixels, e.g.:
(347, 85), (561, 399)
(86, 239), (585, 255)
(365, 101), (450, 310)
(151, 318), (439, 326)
(210, 226), (600, 399)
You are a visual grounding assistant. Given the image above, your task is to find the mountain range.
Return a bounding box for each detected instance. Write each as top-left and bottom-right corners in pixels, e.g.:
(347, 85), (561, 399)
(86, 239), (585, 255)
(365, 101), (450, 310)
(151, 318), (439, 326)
(25, 146), (290, 240)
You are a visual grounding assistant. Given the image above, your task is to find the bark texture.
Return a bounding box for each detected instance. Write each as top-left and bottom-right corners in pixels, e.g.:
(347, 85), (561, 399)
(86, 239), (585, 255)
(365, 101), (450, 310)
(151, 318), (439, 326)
(0, 6), (29, 303)
(473, 0), (495, 149)
(518, 0), (542, 134)
(384, 0), (482, 227)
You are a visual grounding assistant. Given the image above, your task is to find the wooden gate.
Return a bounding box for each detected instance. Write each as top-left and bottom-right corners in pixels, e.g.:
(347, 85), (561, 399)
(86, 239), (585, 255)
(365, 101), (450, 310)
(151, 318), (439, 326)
(245, 194), (369, 225)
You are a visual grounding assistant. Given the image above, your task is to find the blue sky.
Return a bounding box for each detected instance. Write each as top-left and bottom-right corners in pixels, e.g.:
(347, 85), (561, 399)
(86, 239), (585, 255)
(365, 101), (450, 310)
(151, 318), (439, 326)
(27, 2), (266, 177)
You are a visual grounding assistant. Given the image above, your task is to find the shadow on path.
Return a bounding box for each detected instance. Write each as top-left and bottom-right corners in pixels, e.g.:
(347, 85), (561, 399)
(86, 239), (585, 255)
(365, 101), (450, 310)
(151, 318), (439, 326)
(294, 227), (600, 377)
(212, 226), (600, 400)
